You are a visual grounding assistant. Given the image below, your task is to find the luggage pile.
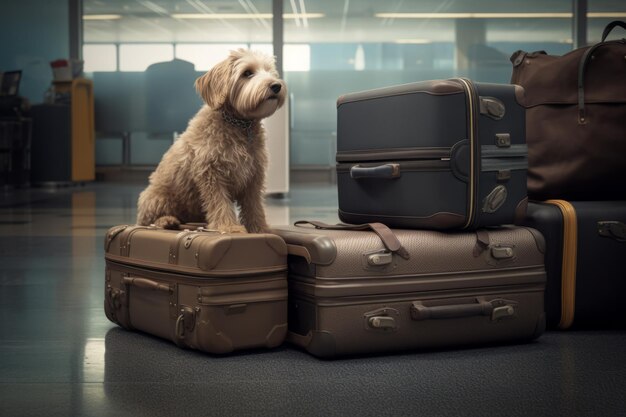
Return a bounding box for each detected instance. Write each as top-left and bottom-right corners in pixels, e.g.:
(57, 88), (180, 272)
(103, 21), (625, 358)
(104, 77), (548, 358)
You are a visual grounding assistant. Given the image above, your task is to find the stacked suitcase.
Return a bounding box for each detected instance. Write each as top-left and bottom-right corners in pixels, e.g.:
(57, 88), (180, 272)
(272, 78), (548, 357)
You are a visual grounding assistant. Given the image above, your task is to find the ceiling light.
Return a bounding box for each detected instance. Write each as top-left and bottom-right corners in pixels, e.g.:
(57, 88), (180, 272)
(171, 13), (324, 20)
(587, 12), (626, 18)
(375, 13), (573, 19)
(376, 12), (626, 19)
(394, 39), (432, 44)
(83, 14), (122, 20)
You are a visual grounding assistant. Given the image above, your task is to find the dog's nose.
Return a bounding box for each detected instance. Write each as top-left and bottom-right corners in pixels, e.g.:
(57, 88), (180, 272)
(270, 83), (282, 94)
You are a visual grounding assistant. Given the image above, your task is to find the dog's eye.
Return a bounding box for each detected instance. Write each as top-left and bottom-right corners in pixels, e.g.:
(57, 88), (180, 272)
(242, 70), (253, 78)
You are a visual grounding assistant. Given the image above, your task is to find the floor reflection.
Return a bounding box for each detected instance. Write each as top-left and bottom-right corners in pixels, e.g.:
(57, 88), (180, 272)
(0, 182), (625, 417)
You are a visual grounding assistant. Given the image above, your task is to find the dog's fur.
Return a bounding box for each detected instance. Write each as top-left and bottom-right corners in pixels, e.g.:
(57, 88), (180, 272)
(136, 49), (286, 233)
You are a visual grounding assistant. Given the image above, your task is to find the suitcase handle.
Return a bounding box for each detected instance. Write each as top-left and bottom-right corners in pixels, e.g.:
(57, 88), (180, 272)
(350, 163), (400, 179)
(410, 297), (516, 321)
(122, 276), (173, 293)
(598, 221), (626, 242)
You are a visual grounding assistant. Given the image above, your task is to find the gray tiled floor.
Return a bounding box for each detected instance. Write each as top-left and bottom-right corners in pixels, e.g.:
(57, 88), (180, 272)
(1, 182), (625, 417)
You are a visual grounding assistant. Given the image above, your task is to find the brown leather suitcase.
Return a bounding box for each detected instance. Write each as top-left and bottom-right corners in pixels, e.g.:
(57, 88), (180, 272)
(104, 225), (288, 354)
(272, 222), (546, 358)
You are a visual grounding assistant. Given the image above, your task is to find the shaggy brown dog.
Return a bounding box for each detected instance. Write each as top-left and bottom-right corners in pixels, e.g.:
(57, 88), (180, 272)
(136, 49), (286, 233)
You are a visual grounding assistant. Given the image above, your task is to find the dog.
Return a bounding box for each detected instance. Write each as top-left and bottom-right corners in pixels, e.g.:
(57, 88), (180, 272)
(136, 49), (286, 233)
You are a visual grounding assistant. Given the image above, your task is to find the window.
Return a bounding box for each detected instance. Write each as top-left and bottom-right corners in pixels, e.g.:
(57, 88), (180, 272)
(82, 0), (623, 170)
(83, 44), (116, 72)
(119, 44), (174, 71)
(175, 44), (246, 71)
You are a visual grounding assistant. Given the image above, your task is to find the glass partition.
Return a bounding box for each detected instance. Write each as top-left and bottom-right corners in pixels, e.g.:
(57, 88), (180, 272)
(82, 1), (624, 170)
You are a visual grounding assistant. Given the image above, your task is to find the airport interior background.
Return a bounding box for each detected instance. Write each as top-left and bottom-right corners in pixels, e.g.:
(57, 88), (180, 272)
(1, 1), (626, 416)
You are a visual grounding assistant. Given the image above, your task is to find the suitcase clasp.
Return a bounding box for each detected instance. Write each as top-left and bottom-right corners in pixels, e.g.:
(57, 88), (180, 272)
(490, 298), (518, 321)
(492, 305), (515, 321)
(482, 185), (508, 213)
(175, 305), (197, 342)
(491, 246), (514, 259)
(364, 307), (399, 332)
(479, 96), (506, 120)
(368, 316), (396, 330)
(367, 251), (393, 266)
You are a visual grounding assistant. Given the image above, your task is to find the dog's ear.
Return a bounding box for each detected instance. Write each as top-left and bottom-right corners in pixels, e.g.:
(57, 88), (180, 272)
(195, 57), (232, 109)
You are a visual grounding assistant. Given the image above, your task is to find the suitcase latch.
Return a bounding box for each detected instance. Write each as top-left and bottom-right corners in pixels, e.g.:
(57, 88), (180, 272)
(368, 316), (396, 329)
(107, 287), (124, 310)
(175, 305), (197, 340)
(479, 96), (506, 120)
(492, 305), (515, 321)
(367, 251), (393, 266)
(491, 246), (514, 259)
(489, 298), (518, 321)
(495, 133), (511, 148)
(364, 307), (399, 332)
(482, 185), (507, 213)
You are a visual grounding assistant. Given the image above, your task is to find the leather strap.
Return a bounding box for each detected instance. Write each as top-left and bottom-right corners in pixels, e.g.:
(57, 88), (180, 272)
(473, 229), (491, 257)
(577, 20), (626, 124)
(294, 220), (411, 260)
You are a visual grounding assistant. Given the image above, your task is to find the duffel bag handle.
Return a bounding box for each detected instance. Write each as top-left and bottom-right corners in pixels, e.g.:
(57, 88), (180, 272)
(578, 20), (626, 124)
(601, 20), (626, 42)
(350, 163), (401, 179)
(294, 220), (410, 260)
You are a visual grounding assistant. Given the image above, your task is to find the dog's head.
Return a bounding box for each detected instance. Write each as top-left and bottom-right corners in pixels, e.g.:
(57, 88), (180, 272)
(195, 49), (287, 120)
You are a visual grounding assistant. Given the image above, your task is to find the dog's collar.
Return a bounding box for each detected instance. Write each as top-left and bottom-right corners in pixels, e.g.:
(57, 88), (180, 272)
(222, 110), (253, 131)
(221, 110), (255, 142)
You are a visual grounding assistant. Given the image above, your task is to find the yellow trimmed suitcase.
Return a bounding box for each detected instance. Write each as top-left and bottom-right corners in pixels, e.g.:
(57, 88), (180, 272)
(520, 200), (626, 329)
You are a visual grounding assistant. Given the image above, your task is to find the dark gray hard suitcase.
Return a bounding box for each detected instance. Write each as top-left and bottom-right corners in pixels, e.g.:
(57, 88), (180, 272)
(519, 200), (626, 329)
(272, 222), (546, 358)
(104, 225), (289, 354)
(336, 78), (528, 230)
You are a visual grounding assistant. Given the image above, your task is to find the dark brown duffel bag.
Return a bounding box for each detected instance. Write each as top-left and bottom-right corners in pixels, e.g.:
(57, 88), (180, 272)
(510, 21), (626, 201)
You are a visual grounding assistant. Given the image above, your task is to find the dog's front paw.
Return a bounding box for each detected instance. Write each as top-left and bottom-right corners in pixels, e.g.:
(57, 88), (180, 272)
(222, 225), (248, 234)
(153, 216), (181, 229)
